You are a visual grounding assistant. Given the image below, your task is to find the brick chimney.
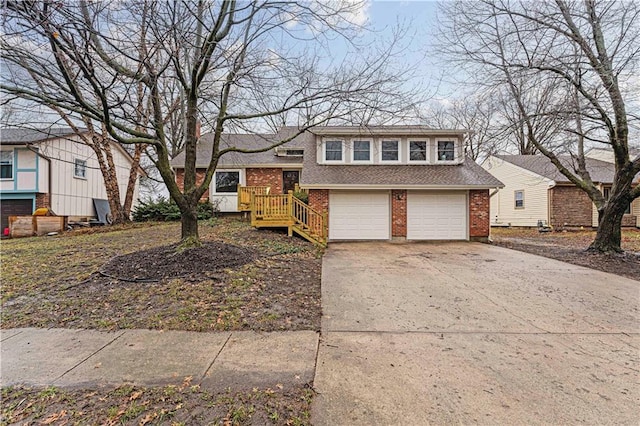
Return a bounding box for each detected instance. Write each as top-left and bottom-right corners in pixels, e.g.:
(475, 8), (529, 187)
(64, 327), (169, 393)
(195, 121), (201, 139)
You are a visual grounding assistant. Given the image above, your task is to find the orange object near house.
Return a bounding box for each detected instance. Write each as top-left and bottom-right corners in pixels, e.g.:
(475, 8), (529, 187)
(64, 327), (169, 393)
(33, 208), (51, 216)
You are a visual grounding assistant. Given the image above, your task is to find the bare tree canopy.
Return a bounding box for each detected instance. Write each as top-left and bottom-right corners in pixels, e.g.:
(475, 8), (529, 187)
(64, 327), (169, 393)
(438, 0), (640, 252)
(1, 0), (421, 245)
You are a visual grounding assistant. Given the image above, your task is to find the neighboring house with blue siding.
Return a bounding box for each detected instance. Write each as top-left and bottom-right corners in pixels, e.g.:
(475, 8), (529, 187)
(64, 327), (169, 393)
(0, 128), (141, 232)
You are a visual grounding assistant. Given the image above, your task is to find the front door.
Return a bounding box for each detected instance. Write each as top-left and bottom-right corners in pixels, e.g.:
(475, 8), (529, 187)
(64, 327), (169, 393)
(283, 170), (300, 193)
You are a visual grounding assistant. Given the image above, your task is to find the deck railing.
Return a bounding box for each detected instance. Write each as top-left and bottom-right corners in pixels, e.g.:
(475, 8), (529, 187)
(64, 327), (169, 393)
(239, 185), (326, 246)
(238, 185), (270, 211)
(252, 193), (291, 222)
(291, 195), (327, 243)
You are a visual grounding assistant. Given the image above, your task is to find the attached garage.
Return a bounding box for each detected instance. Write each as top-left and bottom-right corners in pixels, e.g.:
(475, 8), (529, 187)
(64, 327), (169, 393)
(329, 191), (390, 240)
(407, 192), (467, 240)
(1, 198), (34, 231)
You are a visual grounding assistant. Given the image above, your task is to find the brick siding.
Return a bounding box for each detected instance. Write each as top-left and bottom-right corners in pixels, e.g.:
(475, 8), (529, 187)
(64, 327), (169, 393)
(549, 186), (592, 228)
(469, 189), (490, 240)
(246, 168), (283, 193)
(391, 190), (407, 237)
(621, 214), (637, 227)
(308, 189), (329, 228)
(174, 168), (209, 201)
(35, 193), (50, 209)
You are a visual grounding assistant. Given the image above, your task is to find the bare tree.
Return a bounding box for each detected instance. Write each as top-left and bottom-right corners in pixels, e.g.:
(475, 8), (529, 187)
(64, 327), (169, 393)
(1, 0), (417, 246)
(423, 92), (499, 161)
(439, 0), (640, 252)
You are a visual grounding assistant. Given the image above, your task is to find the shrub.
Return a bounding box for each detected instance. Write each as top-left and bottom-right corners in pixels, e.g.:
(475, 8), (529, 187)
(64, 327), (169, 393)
(293, 190), (309, 204)
(133, 198), (218, 222)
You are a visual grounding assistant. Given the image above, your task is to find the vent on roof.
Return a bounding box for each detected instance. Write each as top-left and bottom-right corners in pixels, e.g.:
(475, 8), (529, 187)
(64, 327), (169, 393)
(275, 147), (304, 157)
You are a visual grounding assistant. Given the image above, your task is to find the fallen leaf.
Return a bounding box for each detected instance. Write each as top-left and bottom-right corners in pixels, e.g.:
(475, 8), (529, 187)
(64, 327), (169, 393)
(42, 410), (67, 424)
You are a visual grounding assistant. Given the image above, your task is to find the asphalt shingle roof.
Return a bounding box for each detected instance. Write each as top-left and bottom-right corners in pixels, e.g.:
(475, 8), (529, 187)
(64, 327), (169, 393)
(171, 126), (504, 188)
(170, 127), (309, 167)
(494, 154), (638, 184)
(0, 128), (88, 144)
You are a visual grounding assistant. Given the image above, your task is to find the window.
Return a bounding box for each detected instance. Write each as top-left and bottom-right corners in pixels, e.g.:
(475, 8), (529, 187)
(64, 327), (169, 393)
(514, 190), (524, 209)
(409, 141), (427, 162)
(352, 140), (371, 162)
(437, 141), (455, 161)
(215, 171), (240, 193)
(0, 151), (13, 179)
(604, 187), (631, 214)
(74, 158), (87, 179)
(325, 140), (343, 162)
(381, 140), (399, 161)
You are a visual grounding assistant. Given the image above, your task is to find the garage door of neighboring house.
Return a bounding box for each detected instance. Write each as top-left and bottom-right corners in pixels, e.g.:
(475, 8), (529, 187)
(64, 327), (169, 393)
(1, 199), (34, 231)
(329, 191), (390, 240)
(407, 192), (467, 240)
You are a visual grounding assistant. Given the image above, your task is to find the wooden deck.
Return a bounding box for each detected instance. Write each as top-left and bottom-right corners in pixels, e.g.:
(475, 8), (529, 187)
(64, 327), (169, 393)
(238, 186), (327, 246)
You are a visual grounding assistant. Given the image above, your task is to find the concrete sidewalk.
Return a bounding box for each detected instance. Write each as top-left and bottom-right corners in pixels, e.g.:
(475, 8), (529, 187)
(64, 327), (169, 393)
(1, 328), (318, 391)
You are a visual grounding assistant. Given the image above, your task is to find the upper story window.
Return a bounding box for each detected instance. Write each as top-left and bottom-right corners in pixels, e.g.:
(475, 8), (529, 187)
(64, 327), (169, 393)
(0, 151), (13, 179)
(324, 140), (343, 162)
(514, 190), (524, 209)
(352, 140), (371, 162)
(74, 158), (87, 179)
(215, 171), (240, 193)
(381, 140), (399, 162)
(437, 141), (456, 161)
(409, 141), (428, 162)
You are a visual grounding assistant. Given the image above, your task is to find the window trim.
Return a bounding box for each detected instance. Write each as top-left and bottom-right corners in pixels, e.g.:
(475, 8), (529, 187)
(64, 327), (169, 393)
(603, 187), (631, 214)
(351, 139), (373, 164)
(214, 169), (241, 194)
(323, 139), (345, 163)
(514, 190), (525, 209)
(436, 139), (457, 162)
(379, 139), (401, 163)
(0, 150), (14, 180)
(73, 158), (87, 179)
(408, 140), (429, 163)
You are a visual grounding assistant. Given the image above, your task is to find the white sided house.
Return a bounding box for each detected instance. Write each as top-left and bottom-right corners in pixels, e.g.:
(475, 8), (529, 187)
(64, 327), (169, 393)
(0, 128), (142, 231)
(483, 154), (640, 229)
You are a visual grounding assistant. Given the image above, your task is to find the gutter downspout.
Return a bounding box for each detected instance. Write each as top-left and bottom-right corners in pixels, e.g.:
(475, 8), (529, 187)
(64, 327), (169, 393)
(26, 144), (53, 211)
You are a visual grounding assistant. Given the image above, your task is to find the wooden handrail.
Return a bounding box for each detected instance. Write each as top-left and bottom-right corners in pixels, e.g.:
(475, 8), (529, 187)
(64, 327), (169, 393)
(291, 193), (327, 241)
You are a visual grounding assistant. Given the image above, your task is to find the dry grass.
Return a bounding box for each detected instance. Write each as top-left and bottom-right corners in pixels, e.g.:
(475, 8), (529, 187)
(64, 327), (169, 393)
(491, 227), (640, 252)
(1, 218), (322, 332)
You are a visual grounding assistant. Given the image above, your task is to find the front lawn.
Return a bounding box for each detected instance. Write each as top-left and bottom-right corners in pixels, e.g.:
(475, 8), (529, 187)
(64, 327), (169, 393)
(1, 218), (320, 425)
(491, 227), (640, 280)
(1, 217), (322, 331)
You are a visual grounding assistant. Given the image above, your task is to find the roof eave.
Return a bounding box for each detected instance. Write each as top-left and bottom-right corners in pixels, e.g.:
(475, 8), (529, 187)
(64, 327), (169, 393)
(300, 183), (504, 190)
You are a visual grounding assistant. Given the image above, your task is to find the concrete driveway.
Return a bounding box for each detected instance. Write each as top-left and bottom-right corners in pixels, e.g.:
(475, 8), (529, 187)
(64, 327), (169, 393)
(311, 242), (639, 425)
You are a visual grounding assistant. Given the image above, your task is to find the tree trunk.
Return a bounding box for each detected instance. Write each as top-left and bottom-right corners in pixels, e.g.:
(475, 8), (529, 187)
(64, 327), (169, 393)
(180, 202), (200, 247)
(588, 201), (627, 253)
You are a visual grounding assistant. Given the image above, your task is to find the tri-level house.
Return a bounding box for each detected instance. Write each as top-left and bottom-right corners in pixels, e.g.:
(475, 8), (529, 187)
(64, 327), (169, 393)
(172, 126), (503, 244)
(0, 128), (143, 232)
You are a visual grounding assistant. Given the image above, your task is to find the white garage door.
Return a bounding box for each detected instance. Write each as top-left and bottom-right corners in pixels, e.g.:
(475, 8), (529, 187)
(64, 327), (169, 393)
(407, 192), (467, 240)
(329, 191), (390, 240)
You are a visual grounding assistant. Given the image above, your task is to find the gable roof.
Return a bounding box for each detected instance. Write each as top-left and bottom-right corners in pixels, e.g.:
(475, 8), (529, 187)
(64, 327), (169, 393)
(0, 127), (144, 175)
(493, 154), (638, 184)
(0, 127), (89, 144)
(170, 127), (310, 168)
(171, 126), (503, 189)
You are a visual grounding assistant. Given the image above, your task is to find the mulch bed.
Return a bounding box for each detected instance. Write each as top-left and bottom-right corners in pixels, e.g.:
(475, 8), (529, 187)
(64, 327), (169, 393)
(99, 241), (257, 281)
